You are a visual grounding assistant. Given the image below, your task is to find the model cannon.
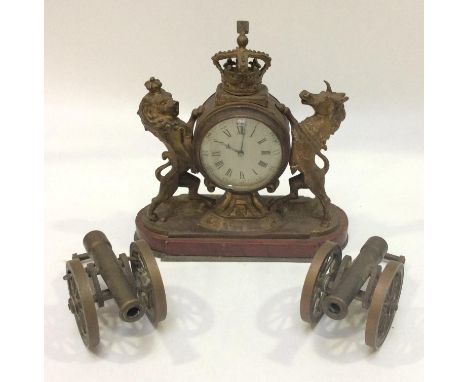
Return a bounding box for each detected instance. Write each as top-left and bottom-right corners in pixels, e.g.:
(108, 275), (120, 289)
(300, 236), (405, 349)
(63, 230), (167, 348)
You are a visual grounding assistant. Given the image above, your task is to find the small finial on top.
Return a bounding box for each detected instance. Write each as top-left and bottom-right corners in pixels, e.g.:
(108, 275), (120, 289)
(237, 20), (249, 34)
(237, 20), (249, 48)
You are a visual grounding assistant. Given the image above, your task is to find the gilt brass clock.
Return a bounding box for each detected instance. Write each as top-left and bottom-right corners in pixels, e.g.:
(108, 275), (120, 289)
(194, 98), (290, 194)
(135, 21), (349, 260)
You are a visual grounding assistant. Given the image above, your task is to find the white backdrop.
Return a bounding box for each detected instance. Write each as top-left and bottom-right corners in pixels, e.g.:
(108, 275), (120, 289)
(45, 1), (423, 381)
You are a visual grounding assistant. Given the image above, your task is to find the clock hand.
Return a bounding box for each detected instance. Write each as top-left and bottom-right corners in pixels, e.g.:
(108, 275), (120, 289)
(239, 129), (245, 156)
(214, 140), (241, 153)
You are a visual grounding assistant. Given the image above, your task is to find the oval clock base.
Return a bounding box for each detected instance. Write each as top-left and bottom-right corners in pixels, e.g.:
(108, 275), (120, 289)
(135, 194), (348, 262)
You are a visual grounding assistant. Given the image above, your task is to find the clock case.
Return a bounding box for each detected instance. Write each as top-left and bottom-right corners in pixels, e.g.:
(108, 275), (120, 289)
(135, 21), (348, 261)
(192, 90), (290, 194)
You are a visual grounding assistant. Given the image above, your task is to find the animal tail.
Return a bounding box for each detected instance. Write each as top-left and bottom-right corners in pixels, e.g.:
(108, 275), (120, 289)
(155, 151), (178, 181)
(316, 151), (330, 174)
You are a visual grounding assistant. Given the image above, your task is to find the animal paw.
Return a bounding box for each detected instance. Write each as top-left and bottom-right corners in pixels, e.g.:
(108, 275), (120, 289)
(275, 103), (289, 114)
(147, 209), (159, 222)
(192, 105), (205, 118)
(320, 218), (331, 228)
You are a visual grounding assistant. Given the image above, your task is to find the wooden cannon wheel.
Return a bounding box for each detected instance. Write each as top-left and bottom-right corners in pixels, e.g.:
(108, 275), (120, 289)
(64, 259), (100, 348)
(365, 260), (404, 349)
(130, 240), (167, 325)
(300, 241), (342, 323)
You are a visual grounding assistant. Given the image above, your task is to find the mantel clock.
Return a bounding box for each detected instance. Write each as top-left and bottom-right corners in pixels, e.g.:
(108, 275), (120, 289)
(135, 21), (349, 260)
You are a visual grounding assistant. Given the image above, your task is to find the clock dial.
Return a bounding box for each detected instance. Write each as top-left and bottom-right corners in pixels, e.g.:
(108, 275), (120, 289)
(200, 117), (283, 192)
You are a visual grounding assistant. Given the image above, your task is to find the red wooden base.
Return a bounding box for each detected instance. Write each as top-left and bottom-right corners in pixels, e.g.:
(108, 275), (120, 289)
(135, 197), (348, 261)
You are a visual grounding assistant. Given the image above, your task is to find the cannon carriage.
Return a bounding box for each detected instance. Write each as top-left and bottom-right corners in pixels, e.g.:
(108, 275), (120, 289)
(63, 231), (167, 348)
(300, 236), (405, 349)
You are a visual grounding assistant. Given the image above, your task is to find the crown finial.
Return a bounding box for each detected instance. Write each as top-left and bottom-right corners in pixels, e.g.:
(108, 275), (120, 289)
(211, 21), (271, 96)
(145, 77), (162, 93)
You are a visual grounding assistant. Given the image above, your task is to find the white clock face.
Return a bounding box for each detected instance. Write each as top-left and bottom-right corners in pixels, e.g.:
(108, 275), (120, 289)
(200, 117), (283, 192)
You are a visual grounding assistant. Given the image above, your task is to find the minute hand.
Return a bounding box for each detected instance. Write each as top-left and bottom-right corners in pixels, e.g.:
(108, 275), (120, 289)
(239, 130), (245, 154)
(214, 140), (241, 154)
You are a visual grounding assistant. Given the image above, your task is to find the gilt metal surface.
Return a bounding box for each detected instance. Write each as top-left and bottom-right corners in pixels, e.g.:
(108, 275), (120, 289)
(365, 261), (404, 348)
(192, 99), (290, 196)
(139, 194), (342, 238)
(135, 20), (349, 255)
(272, 82), (348, 225)
(322, 236), (388, 319)
(299, 241), (342, 323)
(130, 240), (167, 324)
(300, 236), (405, 349)
(64, 259), (100, 348)
(64, 231), (167, 348)
(83, 231), (144, 322)
(137, 77), (208, 222)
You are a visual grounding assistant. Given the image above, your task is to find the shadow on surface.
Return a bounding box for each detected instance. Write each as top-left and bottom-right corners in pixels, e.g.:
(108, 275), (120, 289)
(256, 287), (309, 365)
(257, 282), (423, 366)
(45, 272), (214, 365)
(45, 274), (155, 363)
(157, 285), (215, 364)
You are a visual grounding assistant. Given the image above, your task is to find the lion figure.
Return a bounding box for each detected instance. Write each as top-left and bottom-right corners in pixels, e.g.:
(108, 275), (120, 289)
(137, 77), (204, 221)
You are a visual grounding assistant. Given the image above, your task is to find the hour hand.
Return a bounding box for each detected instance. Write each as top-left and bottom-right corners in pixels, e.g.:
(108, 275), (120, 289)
(214, 140), (241, 153)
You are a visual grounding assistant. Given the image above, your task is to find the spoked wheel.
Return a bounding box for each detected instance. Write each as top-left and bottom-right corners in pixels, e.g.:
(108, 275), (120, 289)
(300, 241), (342, 323)
(365, 260), (404, 349)
(130, 240), (167, 325)
(64, 259), (99, 348)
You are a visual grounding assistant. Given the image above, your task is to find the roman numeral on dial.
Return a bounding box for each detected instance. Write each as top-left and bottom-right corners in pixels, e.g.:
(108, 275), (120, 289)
(215, 160), (224, 169)
(237, 123), (245, 135)
(250, 124), (257, 137)
(258, 160), (268, 168)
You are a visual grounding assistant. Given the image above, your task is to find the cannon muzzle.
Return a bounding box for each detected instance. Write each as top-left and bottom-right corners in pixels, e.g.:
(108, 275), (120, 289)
(322, 236), (388, 319)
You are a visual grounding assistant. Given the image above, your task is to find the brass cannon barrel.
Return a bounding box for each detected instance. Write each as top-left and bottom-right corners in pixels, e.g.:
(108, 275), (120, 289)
(83, 230), (144, 322)
(322, 236), (388, 320)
